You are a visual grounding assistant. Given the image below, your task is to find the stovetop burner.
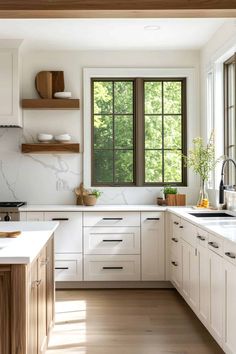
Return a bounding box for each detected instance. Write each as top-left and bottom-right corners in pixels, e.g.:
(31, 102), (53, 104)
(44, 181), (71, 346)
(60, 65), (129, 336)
(0, 202), (26, 208)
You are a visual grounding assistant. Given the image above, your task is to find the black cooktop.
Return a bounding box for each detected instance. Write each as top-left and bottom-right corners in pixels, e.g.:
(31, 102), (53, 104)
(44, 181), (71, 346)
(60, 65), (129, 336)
(0, 202), (26, 208)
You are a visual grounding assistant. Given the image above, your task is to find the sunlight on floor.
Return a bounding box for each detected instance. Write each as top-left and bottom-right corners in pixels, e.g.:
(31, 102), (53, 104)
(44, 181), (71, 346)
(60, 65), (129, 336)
(46, 300), (87, 354)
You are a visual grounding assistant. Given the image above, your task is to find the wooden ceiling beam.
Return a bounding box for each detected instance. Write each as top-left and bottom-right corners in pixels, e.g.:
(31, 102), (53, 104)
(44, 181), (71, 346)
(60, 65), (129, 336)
(0, 0), (235, 18)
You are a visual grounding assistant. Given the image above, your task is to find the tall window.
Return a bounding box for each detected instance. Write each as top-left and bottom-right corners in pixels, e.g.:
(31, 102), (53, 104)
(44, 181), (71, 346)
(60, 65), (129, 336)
(91, 78), (187, 186)
(224, 55), (236, 184)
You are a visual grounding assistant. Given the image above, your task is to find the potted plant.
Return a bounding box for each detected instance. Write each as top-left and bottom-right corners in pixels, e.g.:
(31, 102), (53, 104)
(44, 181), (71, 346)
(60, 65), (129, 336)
(83, 189), (102, 206)
(183, 131), (220, 208)
(163, 186), (178, 206)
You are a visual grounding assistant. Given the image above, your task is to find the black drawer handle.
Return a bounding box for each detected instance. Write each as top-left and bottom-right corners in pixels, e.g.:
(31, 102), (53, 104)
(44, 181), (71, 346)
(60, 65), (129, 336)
(179, 225), (184, 229)
(102, 239), (123, 242)
(102, 266), (123, 270)
(225, 252), (236, 259)
(197, 235), (206, 241)
(55, 267), (69, 270)
(174, 221), (179, 225)
(208, 241), (219, 249)
(146, 218), (160, 220)
(171, 261), (178, 267)
(52, 218), (69, 221)
(171, 237), (178, 243)
(102, 218), (123, 220)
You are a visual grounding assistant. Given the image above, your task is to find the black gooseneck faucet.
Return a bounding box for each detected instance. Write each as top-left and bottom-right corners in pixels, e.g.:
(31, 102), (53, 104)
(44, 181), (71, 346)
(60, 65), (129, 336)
(219, 158), (236, 204)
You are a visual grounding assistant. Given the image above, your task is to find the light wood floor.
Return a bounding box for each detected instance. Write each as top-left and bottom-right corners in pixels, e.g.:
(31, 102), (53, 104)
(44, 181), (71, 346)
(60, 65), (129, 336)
(46, 289), (224, 354)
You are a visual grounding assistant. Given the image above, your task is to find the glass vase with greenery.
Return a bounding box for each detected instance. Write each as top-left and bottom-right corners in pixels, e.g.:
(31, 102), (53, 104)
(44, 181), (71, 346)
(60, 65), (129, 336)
(184, 132), (220, 207)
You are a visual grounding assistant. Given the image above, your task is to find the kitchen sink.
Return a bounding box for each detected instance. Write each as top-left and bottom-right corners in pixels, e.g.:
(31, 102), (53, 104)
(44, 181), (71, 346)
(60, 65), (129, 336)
(189, 212), (235, 218)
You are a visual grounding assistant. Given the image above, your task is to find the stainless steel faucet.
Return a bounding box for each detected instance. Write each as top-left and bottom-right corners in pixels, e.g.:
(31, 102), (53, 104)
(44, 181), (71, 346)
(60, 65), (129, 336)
(219, 158), (236, 204)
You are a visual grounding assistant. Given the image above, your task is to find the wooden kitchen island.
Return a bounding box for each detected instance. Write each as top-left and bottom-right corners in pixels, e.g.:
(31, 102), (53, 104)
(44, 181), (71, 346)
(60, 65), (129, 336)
(0, 222), (58, 354)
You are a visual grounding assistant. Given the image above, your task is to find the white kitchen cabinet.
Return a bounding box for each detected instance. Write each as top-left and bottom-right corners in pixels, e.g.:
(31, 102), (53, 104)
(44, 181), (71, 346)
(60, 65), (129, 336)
(44, 212), (82, 253)
(170, 252), (182, 290)
(198, 241), (210, 326)
(223, 254), (236, 354)
(141, 212), (165, 281)
(170, 214), (182, 289)
(55, 253), (83, 281)
(181, 239), (199, 313)
(84, 226), (140, 255)
(209, 248), (223, 346)
(83, 211), (140, 227)
(84, 255), (140, 281)
(0, 48), (21, 127)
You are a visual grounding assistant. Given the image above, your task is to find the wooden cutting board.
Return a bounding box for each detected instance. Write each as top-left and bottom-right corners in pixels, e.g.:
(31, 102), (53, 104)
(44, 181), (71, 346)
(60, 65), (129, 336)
(51, 71), (65, 95)
(0, 231), (21, 238)
(35, 71), (52, 99)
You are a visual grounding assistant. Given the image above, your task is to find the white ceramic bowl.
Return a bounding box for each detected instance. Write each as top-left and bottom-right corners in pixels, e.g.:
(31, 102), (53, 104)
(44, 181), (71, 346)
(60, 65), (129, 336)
(54, 92), (72, 99)
(54, 134), (71, 143)
(37, 133), (53, 142)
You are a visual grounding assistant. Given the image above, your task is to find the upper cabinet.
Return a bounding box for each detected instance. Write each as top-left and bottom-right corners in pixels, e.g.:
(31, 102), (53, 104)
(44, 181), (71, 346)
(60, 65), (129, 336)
(0, 42), (22, 127)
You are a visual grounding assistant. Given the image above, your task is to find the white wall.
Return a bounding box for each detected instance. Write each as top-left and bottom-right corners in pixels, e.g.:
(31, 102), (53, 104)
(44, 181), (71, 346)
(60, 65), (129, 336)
(0, 49), (200, 205)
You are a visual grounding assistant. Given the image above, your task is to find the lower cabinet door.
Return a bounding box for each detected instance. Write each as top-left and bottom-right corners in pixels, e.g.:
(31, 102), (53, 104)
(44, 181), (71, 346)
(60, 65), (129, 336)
(170, 252), (182, 290)
(224, 260), (236, 354)
(209, 250), (223, 346)
(198, 244), (210, 326)
(84, 255), (140, 281)
(55, 254), (83, 281)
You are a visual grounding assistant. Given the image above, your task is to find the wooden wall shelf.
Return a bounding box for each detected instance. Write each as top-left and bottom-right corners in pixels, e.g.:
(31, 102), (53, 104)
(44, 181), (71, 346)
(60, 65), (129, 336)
(22, 143), (80, 154)
(21, 99), (80, 110)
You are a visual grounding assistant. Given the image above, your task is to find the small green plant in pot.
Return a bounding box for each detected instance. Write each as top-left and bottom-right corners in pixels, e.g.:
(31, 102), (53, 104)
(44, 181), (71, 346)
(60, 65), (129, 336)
(83, 189), (102, 206)
(163, 186), (178, 199)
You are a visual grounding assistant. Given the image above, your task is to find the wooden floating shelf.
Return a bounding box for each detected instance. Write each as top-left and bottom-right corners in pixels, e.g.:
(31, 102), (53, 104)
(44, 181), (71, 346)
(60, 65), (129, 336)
(22, 143), (80, 154)
(21, 99), (80, 110)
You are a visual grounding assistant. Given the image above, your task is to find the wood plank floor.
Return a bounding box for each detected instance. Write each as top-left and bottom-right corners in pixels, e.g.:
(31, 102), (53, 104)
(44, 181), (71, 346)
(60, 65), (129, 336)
(46, 289), (224, 354)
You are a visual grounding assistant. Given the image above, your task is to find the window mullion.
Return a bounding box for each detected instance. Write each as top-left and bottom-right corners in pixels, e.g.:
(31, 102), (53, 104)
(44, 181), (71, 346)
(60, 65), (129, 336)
(135, 78), (145, 186)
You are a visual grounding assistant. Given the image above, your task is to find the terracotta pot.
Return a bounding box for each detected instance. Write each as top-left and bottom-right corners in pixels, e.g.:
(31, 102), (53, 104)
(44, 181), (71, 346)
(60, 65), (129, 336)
(83, 195), (97, 206)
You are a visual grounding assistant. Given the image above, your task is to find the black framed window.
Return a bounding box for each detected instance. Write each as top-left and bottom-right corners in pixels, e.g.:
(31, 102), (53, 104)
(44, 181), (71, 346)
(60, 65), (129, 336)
(91, 78), (187, 186)
(224, 54), (236, 184)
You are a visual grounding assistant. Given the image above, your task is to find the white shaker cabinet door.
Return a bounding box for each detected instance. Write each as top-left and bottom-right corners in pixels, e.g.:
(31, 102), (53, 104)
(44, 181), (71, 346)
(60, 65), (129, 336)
(44, 212), (82, 253)
(141, 212), (165, 280)
(223, 259), (236, 354)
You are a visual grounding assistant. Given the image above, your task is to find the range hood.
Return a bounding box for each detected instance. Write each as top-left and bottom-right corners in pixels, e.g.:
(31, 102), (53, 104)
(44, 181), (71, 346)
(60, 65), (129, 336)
(0, 40), (23, 128)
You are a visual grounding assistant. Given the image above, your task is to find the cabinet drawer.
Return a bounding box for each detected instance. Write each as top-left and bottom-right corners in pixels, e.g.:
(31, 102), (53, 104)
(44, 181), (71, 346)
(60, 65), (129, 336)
(141, 212), (164, 225)
(170, 235), (181, 257)
(224, 240), (236, 265)
(208, 233), (223, 256)
(44, 212), (82, 253)
(83, 212), (140, 227)
(55, 254), (82, 281)
(26, 212), (44, 221)
(84, 255), (140, 281)
(181, 219), (197, 248)
(84, 227), (140, 255)
(196, 228), (208, 248)
(170, 252), (182, 289)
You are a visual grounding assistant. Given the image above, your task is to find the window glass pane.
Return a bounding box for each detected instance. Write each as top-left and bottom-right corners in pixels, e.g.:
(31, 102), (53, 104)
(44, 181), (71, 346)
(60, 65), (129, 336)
(164, 150), (182, 182)
(114, 82), (133, 114)
(145, 116), (162, 149)
(164, 116), (182, 149)
(115, 115), (133, 149)
(144, 82), (162, 114)
(145, 150), (162, 182)
(94, 115), (113, 149)
(164, 82), (182, 114)
(115, 151), (133, 183)
(94, 150), (113, 183)
(93, 81), (113, 114)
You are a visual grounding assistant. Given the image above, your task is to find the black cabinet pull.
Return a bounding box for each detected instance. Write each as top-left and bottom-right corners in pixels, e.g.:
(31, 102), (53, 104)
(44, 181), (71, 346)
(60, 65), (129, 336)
(102, 266), (123, 270)
(146, 218), (160, 220)
(102, 239), (123, 242)
(225, 252), (236, 259)
(102, 218), (123, 220)
(174, 221), (179, 225)
(171, 237), (178, 243)
(52, 218), (69, 221)
(171, 261), (178, 267)
(208, 241), (219, 249)
(55, 267), (69, 270)
(179, 225), (184, 229)
(197, 235), (206, 241)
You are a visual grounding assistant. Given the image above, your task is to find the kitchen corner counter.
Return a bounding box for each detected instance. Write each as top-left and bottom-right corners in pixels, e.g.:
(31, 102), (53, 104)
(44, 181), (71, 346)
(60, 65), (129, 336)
(0, 221), (58, 264)
(19, 204), (167, 212)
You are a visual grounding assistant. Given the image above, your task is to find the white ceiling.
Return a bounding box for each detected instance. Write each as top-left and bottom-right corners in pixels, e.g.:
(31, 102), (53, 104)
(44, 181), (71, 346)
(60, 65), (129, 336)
(0, 18), (227, 51)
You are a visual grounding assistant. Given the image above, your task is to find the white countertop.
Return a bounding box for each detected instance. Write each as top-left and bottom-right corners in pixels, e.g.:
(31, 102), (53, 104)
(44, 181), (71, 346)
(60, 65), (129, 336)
(19, 204), (167, 212)
(0, 221), (58, 264)
(169, 207), (236, 244)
